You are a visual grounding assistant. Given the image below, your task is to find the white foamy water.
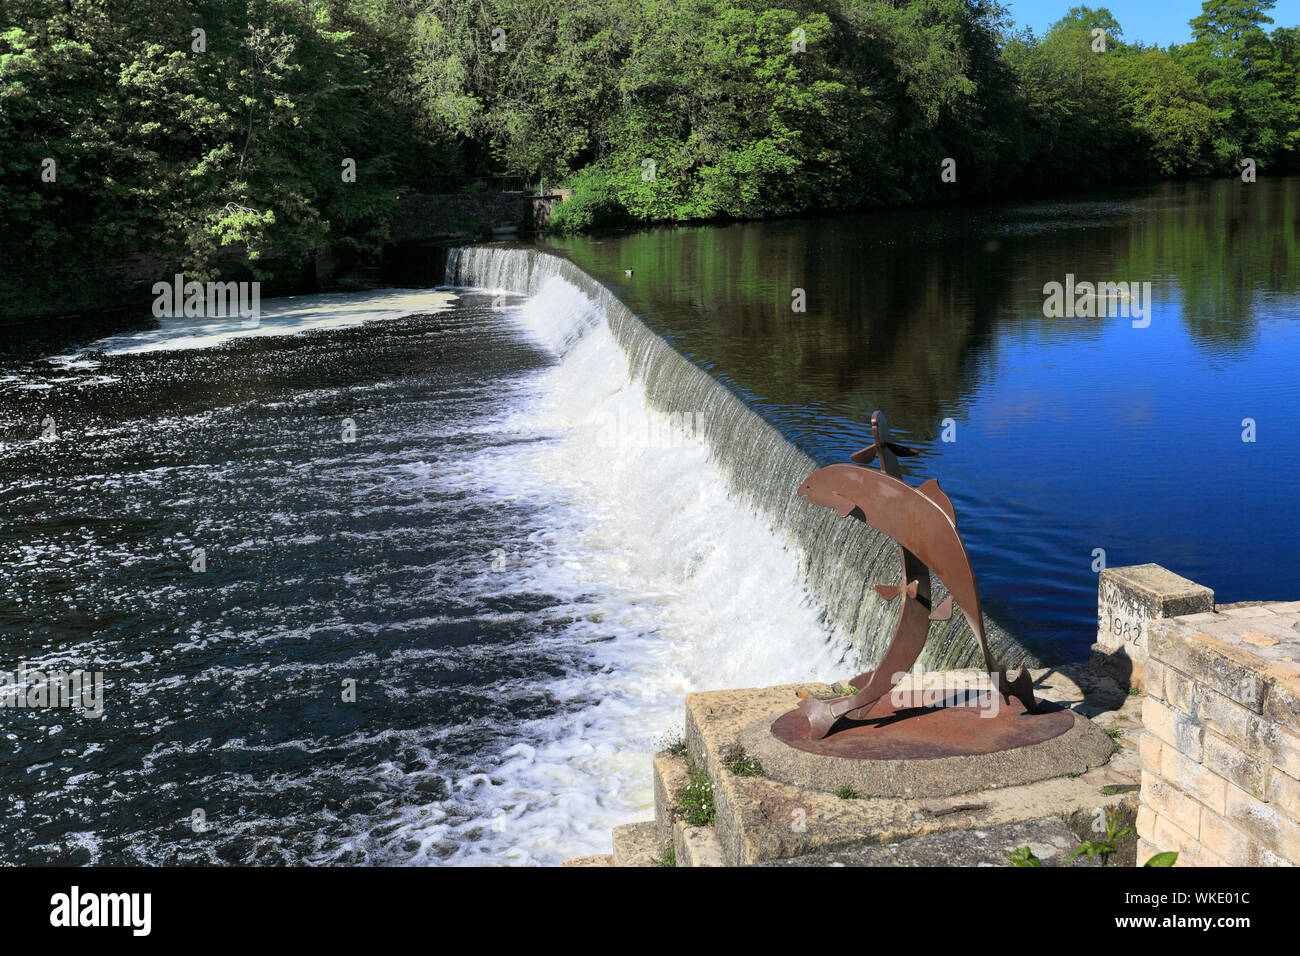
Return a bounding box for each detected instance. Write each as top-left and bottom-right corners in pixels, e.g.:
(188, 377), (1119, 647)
(68, 288), (459, 356)
(5, 277), (851, 867)
(417, 276), (851, 864)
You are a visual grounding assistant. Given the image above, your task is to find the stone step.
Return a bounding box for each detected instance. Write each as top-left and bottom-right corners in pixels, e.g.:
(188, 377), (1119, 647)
(686, 678), (1134, 865)
(559, 854), (613, 867)
(611, 820), (662, 867)
(759, 816), (1099, 867)
(653, 750), (690, 846)
(674, 821), (725, 867)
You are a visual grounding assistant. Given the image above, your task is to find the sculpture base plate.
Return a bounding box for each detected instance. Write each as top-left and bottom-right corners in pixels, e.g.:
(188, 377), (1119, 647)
(772, 690), (1076, 760)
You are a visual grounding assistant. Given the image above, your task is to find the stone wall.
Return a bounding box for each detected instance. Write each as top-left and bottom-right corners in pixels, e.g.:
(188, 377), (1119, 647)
(1138, 600), (1300, 866)
(389, 190), (572, 241)
(389, 192), (534, 241)
(1092, 564), (1214, 691)
(531, 189), (575, 230)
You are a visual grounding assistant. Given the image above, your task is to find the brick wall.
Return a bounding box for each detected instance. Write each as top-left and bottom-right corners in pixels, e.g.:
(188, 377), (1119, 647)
(1138, 602), (1300, 866)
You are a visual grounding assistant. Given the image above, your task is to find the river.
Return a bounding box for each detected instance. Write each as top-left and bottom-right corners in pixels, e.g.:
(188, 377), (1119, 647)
(1, 177), (1295, 864)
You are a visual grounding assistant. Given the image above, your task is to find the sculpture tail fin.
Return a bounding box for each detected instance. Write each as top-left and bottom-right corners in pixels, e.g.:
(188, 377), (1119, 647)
(995, 668), (1038, 712)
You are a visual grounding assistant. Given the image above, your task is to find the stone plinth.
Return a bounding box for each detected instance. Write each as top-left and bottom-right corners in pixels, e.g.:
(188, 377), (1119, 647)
(1094, 564), (1215, 690)
(759, 816), (1100, 867)
(1138, 600), (1300, 866)
(682, 670), (1128, 866)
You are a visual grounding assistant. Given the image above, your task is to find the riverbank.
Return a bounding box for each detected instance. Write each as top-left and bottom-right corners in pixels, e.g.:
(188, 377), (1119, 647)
(566, 660), (1143, 867)
(568, 570), (1300, 867)
(2, 193), (568, 327)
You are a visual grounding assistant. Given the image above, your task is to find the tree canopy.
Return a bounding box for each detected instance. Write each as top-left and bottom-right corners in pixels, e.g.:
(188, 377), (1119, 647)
(2, 0), (1297, 315)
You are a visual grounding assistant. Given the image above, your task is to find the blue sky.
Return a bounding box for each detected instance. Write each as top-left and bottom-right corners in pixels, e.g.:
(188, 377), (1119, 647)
(1005, 0), (1300, 46)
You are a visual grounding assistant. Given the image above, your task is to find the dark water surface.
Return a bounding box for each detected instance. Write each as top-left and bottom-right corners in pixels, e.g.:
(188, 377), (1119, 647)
(543, 178), (1300, 658)
(0, 281), (848, 865)
(0, 292), (633, 864)
(3, 178), (1296, 865)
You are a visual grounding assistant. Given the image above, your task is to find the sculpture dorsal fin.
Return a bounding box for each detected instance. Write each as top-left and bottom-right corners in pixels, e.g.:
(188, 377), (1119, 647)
(918, 479), (957, 525)
(850, 444), (877, 465)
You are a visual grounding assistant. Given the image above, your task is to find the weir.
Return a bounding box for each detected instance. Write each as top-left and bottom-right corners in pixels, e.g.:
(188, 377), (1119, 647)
(446, 245), (1035, 672)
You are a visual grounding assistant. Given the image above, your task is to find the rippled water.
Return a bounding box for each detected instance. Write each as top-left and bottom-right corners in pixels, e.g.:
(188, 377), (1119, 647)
(543, 177), (1300, 657)
(0, 284), (847, 865)
(6, 177), (1296, 866)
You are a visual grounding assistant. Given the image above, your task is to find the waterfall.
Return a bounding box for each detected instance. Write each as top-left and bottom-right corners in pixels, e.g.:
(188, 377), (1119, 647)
(446, 245), (1036, 672)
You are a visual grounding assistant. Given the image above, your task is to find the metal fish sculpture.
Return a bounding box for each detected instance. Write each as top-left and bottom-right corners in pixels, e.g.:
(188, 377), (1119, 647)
(793, 411), (1036, 740)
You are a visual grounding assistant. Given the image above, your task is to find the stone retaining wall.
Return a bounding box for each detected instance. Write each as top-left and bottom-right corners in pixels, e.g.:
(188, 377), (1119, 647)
(1092, 564), (1214, 691)
(1138, 599), (1300, 866)
(389, 191), (533, 241)
(389, 190), (572, 240)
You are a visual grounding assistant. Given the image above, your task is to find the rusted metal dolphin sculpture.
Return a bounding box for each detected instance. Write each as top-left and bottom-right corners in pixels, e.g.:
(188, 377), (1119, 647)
(794, 411), (1037, 740)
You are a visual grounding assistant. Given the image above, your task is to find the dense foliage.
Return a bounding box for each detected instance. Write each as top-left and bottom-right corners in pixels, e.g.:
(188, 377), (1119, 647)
(412, 0), (1300, 227)
(2, 0), (1297, 312)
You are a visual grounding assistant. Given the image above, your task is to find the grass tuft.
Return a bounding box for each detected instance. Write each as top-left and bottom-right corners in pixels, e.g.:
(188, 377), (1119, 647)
(660, 734), (688, 759)
(722, 745), (765, 777)
(675, 758), (716, 827)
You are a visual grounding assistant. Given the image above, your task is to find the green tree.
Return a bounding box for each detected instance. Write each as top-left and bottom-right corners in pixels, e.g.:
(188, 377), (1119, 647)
(1182, 0), (1289, 167)
(1112, 47), (1216, 175)
(1, 0), (459, 317)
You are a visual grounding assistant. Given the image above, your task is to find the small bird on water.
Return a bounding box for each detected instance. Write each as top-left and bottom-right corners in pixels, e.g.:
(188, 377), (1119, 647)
(625, 269), (633, 277)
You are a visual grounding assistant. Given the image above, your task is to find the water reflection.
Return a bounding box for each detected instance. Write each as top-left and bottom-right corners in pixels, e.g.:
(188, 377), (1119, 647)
(543, 177), (1300, 660)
